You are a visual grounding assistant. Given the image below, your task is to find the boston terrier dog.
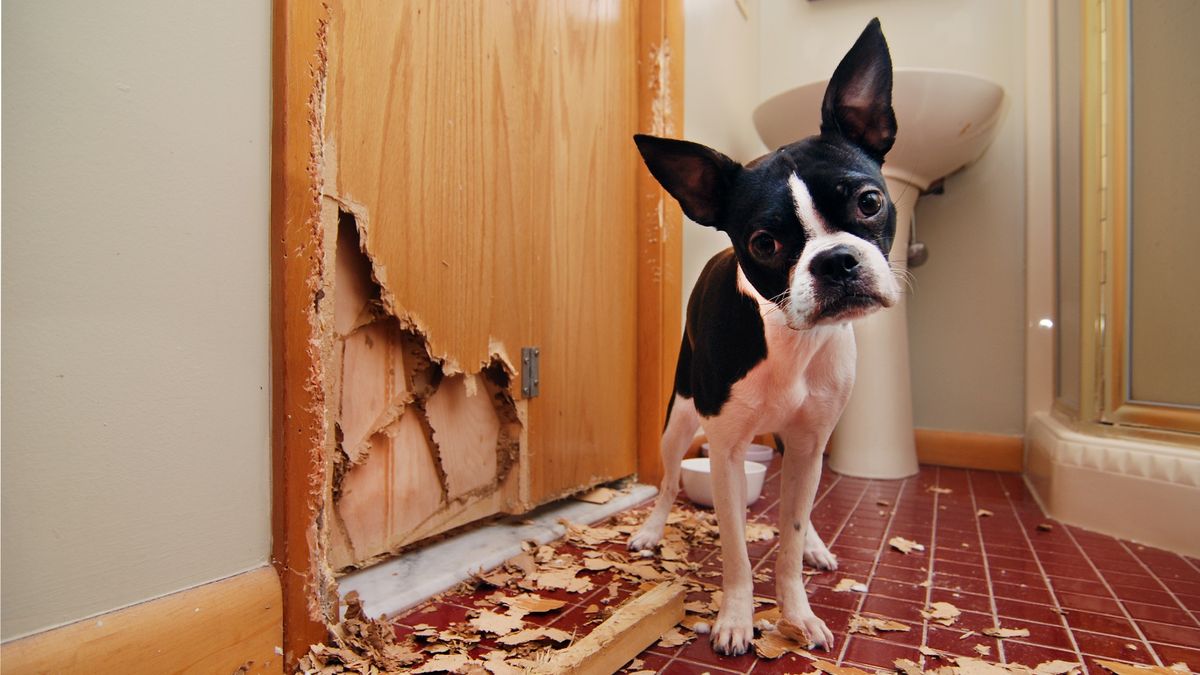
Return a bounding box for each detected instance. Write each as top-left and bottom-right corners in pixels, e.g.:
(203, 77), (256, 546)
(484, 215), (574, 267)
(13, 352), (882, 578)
(628, 19), (901, 656)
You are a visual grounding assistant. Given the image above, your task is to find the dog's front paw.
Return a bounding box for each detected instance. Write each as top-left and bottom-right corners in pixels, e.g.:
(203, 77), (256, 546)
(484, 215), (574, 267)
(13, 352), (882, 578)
(803, 545), (838, 572)
(627, 525), (663, 552)
(711, 597), (755, 656)
(783, 612), (835, 651)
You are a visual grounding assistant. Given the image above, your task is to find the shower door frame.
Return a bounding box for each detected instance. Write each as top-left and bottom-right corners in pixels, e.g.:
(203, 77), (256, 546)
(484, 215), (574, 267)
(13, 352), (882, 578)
(1073, 0), (1200, 436)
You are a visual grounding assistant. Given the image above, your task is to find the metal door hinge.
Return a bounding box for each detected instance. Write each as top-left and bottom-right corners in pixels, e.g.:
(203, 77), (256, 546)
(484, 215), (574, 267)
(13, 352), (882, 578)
(521, 347), (540, 398)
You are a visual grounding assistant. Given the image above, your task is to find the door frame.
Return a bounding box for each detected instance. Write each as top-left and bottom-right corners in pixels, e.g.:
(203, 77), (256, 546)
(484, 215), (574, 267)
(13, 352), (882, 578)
(269, 0), (682, 667)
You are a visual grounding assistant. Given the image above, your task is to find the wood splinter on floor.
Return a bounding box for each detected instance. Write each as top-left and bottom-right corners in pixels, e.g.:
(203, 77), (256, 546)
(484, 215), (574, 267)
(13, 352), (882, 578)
(529, 582), (684, 675)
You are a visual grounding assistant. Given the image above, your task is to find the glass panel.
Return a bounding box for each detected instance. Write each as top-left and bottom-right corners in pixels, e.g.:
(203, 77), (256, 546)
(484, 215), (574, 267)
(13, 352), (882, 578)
(1127, 0), (1200, 408)
(1055, 0), (1083, 410)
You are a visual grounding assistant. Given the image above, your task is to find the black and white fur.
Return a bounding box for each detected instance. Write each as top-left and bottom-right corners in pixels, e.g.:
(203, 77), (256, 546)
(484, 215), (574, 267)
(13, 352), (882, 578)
(628, 20), (901, 656)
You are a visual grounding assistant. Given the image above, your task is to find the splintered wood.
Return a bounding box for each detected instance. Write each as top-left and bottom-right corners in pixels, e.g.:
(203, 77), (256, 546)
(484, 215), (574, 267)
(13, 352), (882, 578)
(328, 214), (523, 570)
(530, 583), (684, 675)
(848, 614), (912, 636)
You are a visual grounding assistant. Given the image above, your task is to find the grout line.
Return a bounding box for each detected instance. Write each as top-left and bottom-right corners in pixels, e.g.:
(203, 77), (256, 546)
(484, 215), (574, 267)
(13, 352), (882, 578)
(834, 475), (912, 666)
(1060, 525), (1164, 666)
(995, 469), (1087, 667)
(965, 470), (1008, 664)
(1117, 540), (1200, 628)
(917, 466), (941, 669)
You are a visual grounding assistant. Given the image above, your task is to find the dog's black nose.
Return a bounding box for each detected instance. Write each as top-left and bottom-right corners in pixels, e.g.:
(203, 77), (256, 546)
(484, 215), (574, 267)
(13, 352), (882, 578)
(811, 245), (861, 282)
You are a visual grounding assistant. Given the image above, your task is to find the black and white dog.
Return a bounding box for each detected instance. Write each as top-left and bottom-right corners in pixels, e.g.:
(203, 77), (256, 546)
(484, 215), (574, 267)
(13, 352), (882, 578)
(628, 20), (901, 656)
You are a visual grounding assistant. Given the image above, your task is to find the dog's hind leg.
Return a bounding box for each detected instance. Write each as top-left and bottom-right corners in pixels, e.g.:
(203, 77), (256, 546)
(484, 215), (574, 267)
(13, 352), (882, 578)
(804, 524), (839, 571)
(776, 435), (838, 570)
(628, 394), (699, 551)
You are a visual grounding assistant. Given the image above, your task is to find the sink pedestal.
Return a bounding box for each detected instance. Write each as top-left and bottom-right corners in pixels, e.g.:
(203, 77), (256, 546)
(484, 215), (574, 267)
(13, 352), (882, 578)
(753, 68), (1006, 480)
(827, 175), (920, 479)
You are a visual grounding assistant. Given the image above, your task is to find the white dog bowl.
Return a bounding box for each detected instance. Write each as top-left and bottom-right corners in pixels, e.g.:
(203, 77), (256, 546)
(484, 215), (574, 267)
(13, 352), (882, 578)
(680, 457), (767, 507)
(699, 442), (775, 465)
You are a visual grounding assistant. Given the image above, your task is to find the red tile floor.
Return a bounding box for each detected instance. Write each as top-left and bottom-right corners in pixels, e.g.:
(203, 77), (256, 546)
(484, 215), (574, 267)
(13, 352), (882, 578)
(392, 461), (1200, 673)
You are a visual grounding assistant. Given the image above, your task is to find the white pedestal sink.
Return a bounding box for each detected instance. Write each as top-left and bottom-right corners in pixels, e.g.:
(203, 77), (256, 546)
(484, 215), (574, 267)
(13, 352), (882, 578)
(753, 68), (1006, 479)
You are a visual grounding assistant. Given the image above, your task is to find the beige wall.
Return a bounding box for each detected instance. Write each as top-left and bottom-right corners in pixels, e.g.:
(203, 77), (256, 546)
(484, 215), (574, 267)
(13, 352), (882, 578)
(1, 1), (272, 640)
(682, 0), (1028, 435)
(681, 0), (766, 322)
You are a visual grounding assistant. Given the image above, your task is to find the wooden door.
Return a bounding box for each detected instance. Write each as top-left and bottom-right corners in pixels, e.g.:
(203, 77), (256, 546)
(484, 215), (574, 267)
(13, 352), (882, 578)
(317, 1), (640, 570)
(271, 0), (681, 662)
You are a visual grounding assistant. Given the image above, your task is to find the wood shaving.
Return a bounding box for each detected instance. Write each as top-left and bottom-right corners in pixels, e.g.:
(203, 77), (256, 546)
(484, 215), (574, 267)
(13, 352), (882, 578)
(977, 509), (994, 518)
(810, 660), (876, 675)
(833, 578), (868, 593)
(745, 522), (778, 542)
(495, 627), (573, 646)
(297, 593), (424, 674)
(848, 614), (911, 636)
(655, 627), (694, 648)
(752, 626), (816, 660)
(889, 536), (927, 554)
(896, 658), (925, 675)
(921, 601), (962, 626)
(574, 486), (618, 504)
(496, 593), (566, 614)
(469, 610), (526, 636)
(927, 486), (954, 494)
(1037, 523), (1054, 532)
(975, 644), (993, 656)
(1033, 661), (1086, 675)
(411, 654), (477, 674)
(982, 626), (1031, 639)
(1095, 663), (1191, 675)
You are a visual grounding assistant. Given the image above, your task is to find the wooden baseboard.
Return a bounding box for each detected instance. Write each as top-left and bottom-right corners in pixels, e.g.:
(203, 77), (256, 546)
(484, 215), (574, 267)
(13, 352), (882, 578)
(915, 428), (1024, 472)
(1, 566), (283, 675)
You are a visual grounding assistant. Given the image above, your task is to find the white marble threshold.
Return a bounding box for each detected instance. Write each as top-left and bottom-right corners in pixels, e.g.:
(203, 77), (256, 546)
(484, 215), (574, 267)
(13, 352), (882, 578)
(337, 483), (658, 620)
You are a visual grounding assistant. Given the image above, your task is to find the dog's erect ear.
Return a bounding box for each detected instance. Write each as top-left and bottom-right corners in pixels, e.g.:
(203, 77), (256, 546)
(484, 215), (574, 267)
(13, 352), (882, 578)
(634, 134), (741, 228)
(820, 18), (897, 162)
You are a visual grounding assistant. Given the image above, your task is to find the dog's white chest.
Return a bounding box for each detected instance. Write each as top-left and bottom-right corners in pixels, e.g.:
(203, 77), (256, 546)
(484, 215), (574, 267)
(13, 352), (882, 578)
(719, 266), (857, 434)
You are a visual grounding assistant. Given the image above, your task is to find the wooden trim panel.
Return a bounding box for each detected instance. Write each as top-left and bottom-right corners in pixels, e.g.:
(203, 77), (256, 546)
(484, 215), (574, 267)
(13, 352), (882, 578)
(635, 0), (684, 489)
(271, 0), (333, 667)
(0, 567), (282, 675)
(915, 428), (1024, 472)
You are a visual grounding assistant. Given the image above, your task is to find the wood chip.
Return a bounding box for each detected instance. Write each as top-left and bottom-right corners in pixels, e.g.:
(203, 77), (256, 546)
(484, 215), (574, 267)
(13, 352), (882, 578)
(895, 658), (925, 675)
(927, 486), (953, 494)
(920, 645), (943, 658)
(1095, 662), (1191, 675)
(877, 499), (892, 507)
(848, 614), (911, 636)
(810, 661), (876, 675)
(833, 578), (869, 593)
(977, 509), (994, 518)
(655, 627), (693, 648)
(574, 486), (617, 504)
(528, 565), (592, 593)
(1037, 522), (1054, 532)
(975, 644), (992, 656)
(951, 657), (1020, 675)
(752, 628), (815, 660)
(497, 592), (567, 614)
(982, 626), (1031, 638)
(889, 536), (926, 554)
(922, 601), (962, 626)
(744, 522), (778, 542)
(469, 610), (526, 636)
(496, 626), (573, 646)
(1033, 660), (1085, 675)
(412, 654), (477, 674)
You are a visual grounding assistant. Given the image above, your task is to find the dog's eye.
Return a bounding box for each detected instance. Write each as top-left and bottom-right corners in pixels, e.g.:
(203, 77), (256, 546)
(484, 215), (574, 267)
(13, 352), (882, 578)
(857, 189), (884, 217)
(748, 231), (782, 259)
